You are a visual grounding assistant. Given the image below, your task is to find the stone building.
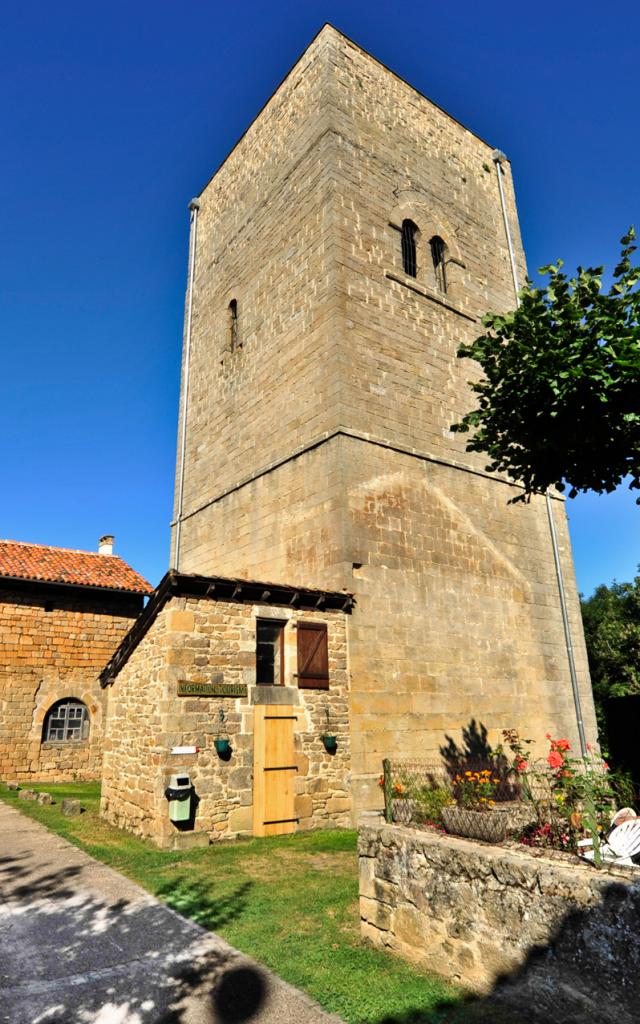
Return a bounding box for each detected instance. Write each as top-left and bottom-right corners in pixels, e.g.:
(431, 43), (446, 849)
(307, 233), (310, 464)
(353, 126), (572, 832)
(0, 537), (150, 782)
(99, 25), (598, 842)
(100, 572), (352, 846)
(165, 24), (597, 819)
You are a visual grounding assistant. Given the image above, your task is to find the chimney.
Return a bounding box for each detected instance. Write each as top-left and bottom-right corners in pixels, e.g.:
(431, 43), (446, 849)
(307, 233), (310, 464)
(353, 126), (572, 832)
(98, 535), (114, 556)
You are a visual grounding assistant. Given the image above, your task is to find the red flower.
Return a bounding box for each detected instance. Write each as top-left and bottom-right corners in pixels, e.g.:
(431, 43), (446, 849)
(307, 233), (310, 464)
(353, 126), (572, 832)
(514, 757), (528, 772)
(547, 751), (564, 769)
(555, 738), (571, 752)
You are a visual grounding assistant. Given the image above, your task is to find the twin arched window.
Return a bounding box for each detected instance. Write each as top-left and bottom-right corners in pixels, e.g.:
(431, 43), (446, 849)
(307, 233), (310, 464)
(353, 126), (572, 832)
(43, 699), (90, 742)
(400, 220), (448, 294)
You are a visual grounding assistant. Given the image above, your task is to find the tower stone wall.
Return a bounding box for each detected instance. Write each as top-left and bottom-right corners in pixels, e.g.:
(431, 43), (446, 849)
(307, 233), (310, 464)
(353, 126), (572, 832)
(171, 26), (597, 813)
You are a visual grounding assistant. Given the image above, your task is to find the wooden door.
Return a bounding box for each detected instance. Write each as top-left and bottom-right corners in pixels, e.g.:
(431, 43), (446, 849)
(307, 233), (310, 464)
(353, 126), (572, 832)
(253, 705), (298, 836)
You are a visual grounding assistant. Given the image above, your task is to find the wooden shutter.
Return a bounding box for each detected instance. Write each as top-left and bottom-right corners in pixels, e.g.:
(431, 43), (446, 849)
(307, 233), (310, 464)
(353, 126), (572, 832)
(297, 622), (329, 689)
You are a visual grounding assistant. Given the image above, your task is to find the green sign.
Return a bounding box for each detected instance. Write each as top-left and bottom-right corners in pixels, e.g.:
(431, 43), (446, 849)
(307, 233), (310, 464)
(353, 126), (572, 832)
(177, 681), (247, 698)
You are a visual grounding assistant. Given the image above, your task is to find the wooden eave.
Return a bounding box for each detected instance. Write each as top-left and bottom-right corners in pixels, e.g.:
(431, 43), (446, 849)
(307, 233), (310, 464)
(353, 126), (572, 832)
(100, 570), (354, 688)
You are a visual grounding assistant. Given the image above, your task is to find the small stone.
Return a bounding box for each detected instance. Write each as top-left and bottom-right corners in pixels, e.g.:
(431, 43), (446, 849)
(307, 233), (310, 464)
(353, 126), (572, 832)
(37, 792), (54, 806)
(6, 782), (19, 791)
(18, 789), (37, 801)
(61, 798), (82, 816)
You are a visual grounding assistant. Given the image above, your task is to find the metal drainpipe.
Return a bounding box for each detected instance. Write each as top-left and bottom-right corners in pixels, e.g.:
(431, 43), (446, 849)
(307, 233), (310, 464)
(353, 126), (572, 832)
(491, 150), (588, 756)
(173, 197), (200, 571)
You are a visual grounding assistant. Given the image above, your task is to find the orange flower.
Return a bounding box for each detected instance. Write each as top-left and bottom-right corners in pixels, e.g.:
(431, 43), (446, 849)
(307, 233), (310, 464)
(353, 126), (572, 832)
(547, 751), (564, 770)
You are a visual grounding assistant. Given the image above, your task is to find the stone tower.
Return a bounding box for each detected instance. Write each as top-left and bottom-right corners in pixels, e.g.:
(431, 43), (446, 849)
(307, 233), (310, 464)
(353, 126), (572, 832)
(170, 25), (597, 811)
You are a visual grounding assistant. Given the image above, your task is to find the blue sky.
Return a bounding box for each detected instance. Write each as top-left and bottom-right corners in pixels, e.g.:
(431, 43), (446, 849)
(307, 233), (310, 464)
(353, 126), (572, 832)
(0, 0), (637, 596)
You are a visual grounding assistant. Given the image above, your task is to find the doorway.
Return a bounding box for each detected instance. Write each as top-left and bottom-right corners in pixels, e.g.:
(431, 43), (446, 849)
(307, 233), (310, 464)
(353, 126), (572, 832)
(252, 704), (298, 836)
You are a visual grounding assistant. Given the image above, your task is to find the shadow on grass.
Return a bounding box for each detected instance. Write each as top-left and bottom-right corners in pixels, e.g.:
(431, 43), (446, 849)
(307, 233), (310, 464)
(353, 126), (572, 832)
(372, 1000), (523, 1024)
(155, 875), (254, 933)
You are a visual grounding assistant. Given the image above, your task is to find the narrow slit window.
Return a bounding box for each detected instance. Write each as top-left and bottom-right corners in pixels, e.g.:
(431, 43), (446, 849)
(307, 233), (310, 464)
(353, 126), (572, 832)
(430, 236), (448, 293)
(401, 220), (418, 278)
(229, 299), (238, 351)
(256, 619), (286, 685)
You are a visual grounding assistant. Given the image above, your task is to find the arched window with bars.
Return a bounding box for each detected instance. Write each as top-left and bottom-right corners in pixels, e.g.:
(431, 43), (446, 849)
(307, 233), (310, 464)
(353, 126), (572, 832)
(401, 220), (418, 278)
(430, 236), (448, 293)
(42, 698), (90, 742)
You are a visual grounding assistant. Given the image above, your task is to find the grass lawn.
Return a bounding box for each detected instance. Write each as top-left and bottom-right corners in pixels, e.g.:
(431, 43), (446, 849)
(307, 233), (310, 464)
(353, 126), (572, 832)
(0, 781), (515, 1024)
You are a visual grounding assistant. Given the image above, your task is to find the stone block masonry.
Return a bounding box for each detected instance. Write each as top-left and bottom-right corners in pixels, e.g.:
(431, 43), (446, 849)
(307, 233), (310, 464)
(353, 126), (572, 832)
(359, 821), (640, 1023)
(0, 586), (141, 782)
(169, 24), (597, 817)
(100, 590), (351, 845)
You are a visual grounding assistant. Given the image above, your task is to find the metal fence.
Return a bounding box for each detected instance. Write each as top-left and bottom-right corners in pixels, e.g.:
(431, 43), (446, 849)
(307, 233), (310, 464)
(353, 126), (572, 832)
(381, 758), (550, 844)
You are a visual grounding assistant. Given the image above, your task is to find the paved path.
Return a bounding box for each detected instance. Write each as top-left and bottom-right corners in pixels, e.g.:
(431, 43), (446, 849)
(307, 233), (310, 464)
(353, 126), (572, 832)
(0, 802), (339, 1024)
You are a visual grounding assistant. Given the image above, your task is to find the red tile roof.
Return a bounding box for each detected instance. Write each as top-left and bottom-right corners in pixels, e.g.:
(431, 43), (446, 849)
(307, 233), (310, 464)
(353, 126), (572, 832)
(0, 540), (151, 594)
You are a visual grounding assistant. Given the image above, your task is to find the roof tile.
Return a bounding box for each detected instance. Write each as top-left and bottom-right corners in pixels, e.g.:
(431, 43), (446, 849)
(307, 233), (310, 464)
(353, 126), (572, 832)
(0, 540), (151, 594)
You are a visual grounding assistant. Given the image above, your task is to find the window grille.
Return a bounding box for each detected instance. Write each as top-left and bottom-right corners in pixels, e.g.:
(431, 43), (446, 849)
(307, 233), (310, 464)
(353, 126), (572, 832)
(401, 220), (418, 278)
(43, 699), (89, 742)
(430, 236), (448, 293)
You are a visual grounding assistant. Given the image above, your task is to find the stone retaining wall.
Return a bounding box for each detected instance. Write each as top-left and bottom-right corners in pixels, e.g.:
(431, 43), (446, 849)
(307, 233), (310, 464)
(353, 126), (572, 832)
(359, 821), (640, 1023)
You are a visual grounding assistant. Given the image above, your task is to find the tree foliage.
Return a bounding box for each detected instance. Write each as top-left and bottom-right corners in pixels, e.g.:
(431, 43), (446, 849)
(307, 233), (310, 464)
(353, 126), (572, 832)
(452, 229), (640, 502)
(581, 571), (640, 727)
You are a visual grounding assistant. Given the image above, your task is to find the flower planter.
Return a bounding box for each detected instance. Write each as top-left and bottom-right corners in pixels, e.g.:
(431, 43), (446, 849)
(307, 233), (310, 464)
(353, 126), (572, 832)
(391, 797), (416, 824)
(321, 734), (337, 754)
(214, 738), (231, 756)
(442, 803), (533, 843)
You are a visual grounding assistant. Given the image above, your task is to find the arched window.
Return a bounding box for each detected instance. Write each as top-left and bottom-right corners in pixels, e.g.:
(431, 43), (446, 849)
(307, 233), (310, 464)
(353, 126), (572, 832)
(401, 220), (418, 278)
(228, 299), (239, 351)
(43, 699), (90, 742)
(430, 236), (448, 293)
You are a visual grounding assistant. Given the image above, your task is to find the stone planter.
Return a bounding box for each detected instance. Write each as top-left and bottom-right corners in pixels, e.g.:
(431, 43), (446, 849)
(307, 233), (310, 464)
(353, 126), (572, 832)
(442, 802), (532, 843)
